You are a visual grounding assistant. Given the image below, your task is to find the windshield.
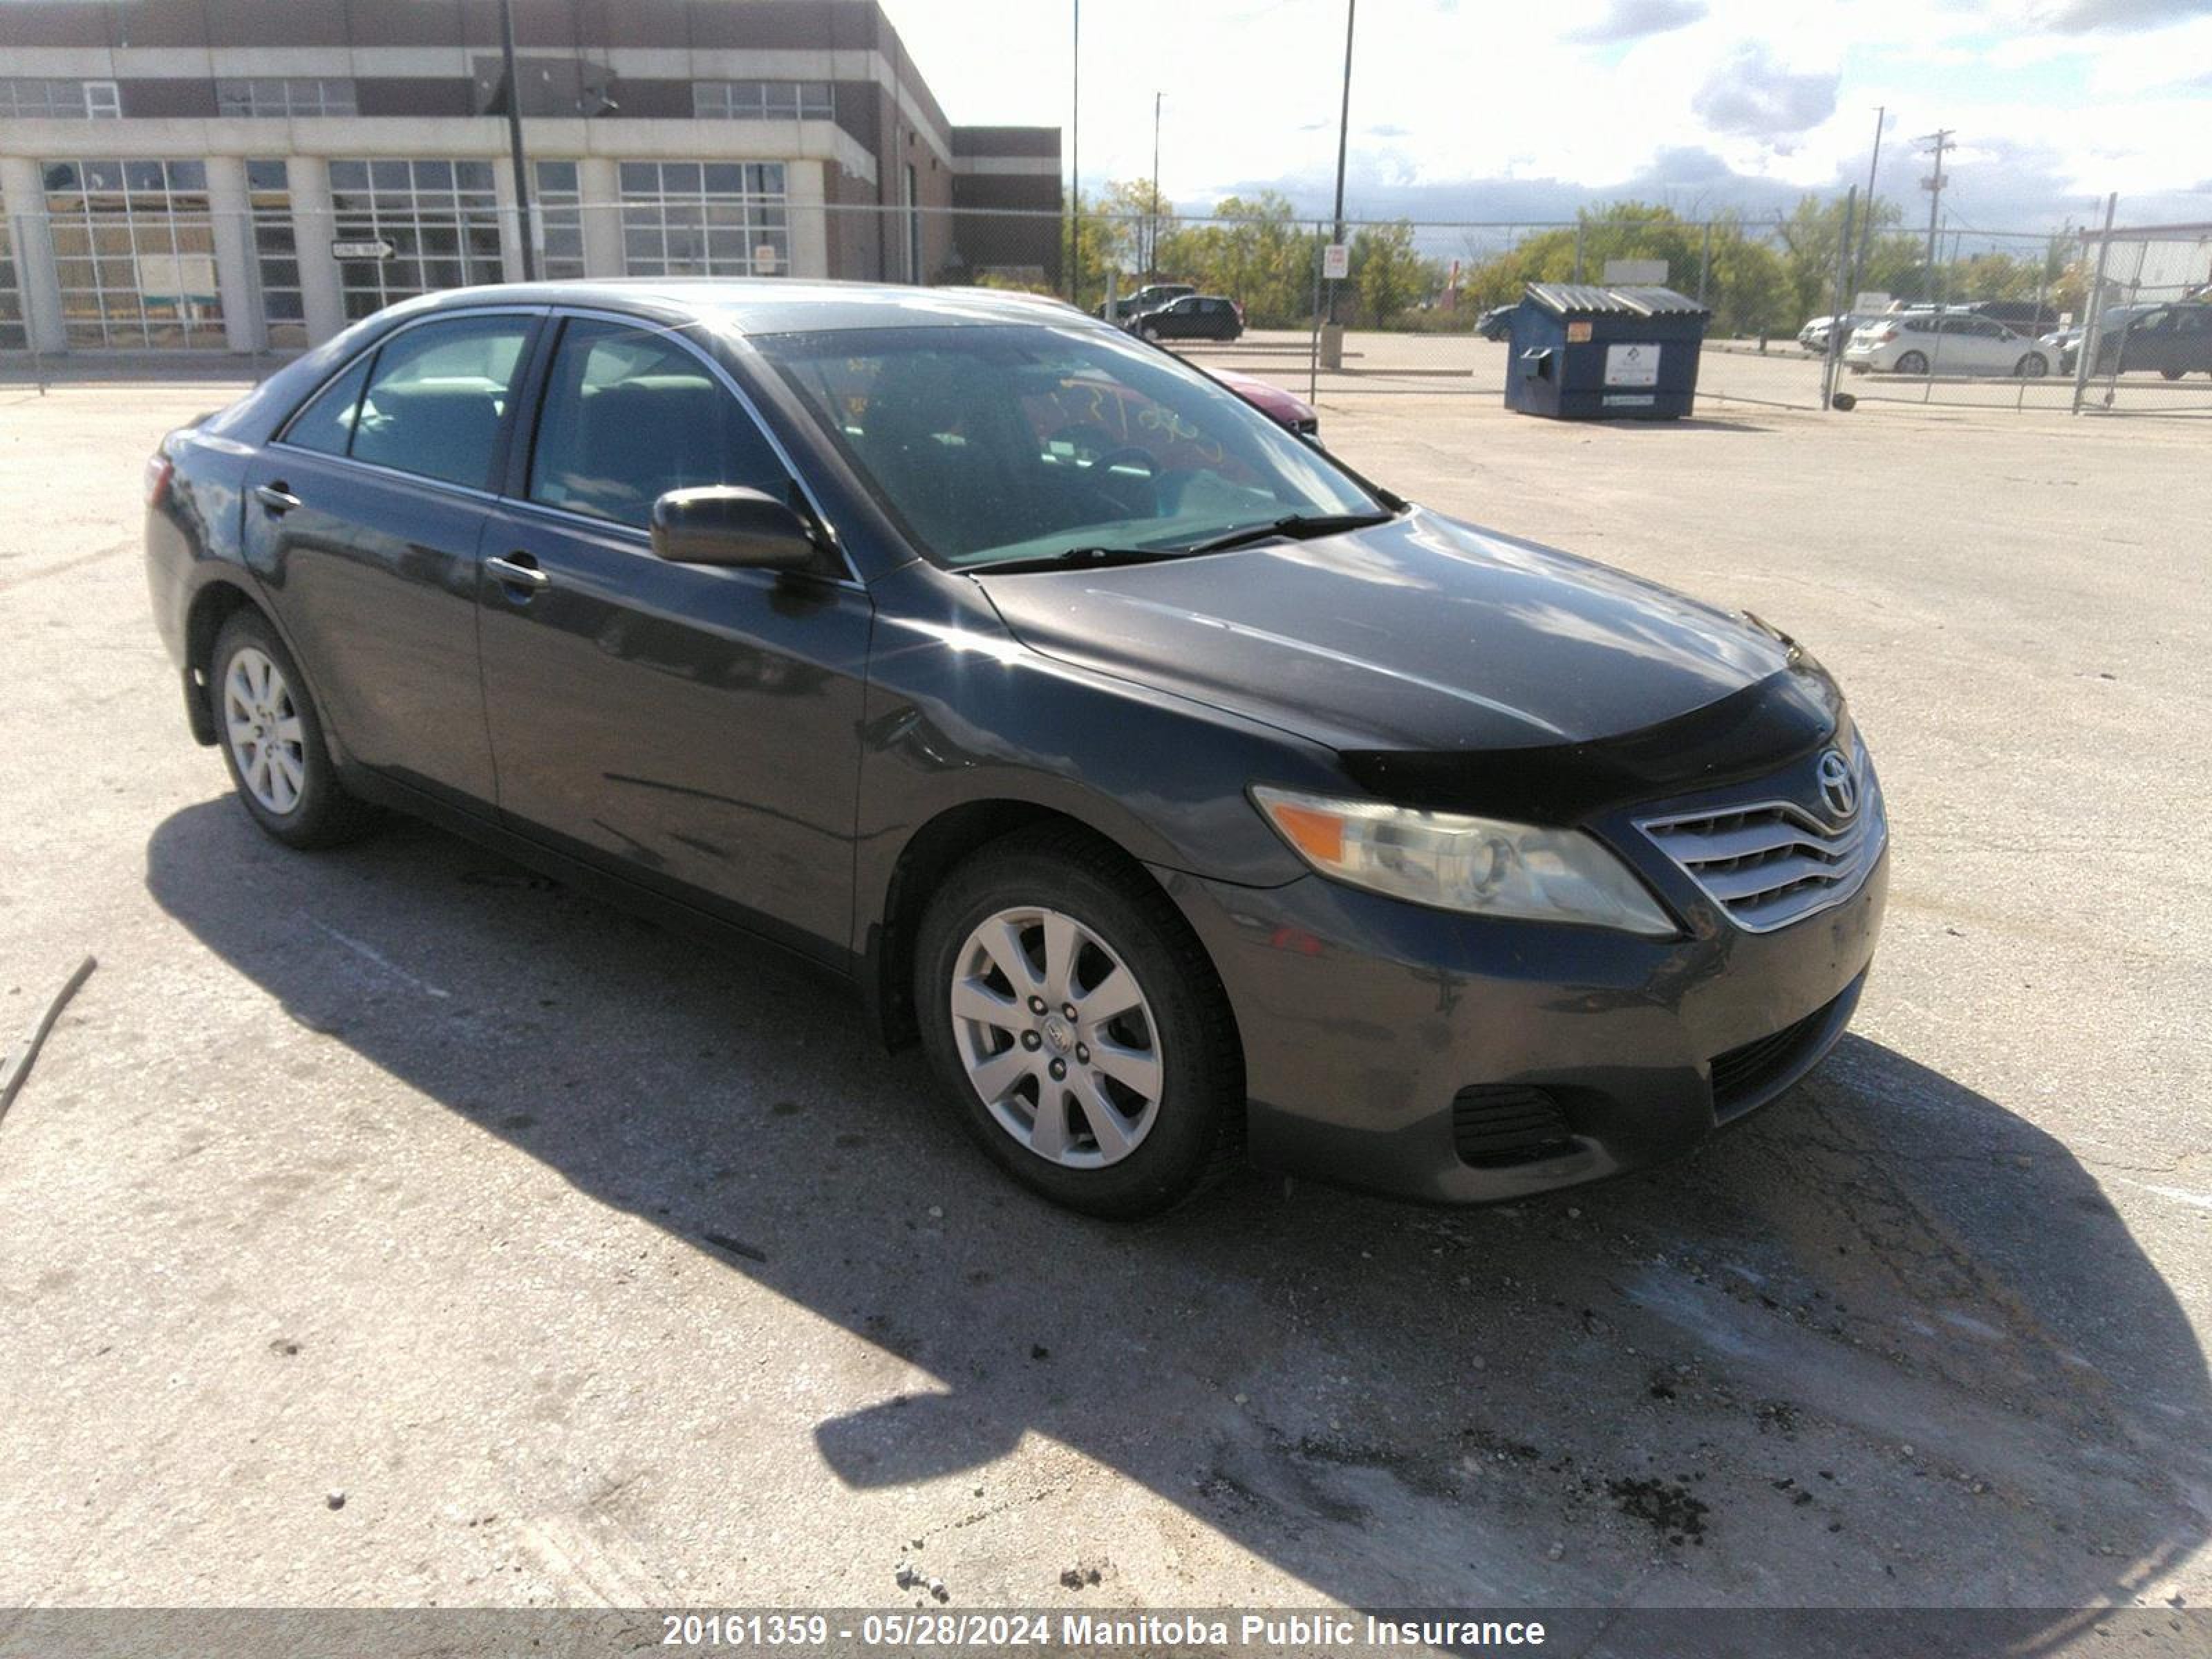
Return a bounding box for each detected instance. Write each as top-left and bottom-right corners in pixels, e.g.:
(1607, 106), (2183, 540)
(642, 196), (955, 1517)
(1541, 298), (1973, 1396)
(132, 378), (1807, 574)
(753, 322), (1382, 570)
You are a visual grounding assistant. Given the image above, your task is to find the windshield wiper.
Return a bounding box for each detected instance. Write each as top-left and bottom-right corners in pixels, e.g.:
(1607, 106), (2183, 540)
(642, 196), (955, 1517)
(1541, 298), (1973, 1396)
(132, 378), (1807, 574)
(974, 544), (1192, 575)
(1179, 509), (1400, 556)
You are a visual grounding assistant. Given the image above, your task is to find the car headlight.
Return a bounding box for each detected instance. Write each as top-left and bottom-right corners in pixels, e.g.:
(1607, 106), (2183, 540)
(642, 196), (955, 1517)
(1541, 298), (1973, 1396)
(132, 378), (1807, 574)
(1251, 786), (1677, 936)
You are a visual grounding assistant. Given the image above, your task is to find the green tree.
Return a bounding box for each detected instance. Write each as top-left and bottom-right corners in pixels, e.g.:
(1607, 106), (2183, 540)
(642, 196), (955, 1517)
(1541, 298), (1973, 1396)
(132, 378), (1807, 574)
(1349, 221), (1430, 326)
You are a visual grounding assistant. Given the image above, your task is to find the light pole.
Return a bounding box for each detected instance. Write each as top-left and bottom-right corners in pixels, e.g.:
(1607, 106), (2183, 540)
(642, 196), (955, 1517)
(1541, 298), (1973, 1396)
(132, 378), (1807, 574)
(1150, 91), (1163, 278)
(1067, 0), (1080, 307)
(1327, 0), (1356, 326)
(497, 0), (535, 281)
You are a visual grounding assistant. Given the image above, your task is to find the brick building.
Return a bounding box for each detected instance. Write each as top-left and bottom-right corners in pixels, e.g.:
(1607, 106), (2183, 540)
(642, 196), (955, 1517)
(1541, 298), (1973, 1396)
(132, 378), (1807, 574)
(0, 0), (1063, 353)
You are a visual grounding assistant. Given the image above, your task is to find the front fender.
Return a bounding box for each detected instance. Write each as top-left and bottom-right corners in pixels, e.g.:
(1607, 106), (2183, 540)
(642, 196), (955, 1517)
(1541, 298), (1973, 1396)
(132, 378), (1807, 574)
(852, 561), (1347, 951)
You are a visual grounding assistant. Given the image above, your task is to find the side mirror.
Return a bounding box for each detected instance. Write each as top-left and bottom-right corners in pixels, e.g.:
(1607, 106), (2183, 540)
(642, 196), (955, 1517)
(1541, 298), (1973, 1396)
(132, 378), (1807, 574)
(650, 486), (821, 571)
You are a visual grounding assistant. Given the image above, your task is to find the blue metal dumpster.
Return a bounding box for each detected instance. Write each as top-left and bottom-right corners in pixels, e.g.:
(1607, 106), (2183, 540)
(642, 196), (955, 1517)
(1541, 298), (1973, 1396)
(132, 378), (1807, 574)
(1504, 283), (1710, 420)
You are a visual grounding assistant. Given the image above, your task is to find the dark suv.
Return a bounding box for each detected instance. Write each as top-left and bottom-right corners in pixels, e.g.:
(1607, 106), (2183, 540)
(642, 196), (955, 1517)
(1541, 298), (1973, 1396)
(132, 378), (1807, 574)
(2067, 301), (2212, 378)
(146, 280), (1885, 1217)
(1097, 282), (1194, 322)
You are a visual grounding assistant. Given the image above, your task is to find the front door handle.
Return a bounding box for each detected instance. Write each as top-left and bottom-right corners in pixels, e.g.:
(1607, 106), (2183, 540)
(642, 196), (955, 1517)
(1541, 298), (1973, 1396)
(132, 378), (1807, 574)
(486, 552), (550, 594)
(254, 482), (301, 514)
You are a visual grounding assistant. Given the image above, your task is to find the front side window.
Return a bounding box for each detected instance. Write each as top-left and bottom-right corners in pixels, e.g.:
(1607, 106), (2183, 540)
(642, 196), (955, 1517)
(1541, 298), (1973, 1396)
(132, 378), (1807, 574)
(528, 317), (788, 529)
(349, 314), (532, 488)
(756, 322), (1379, 570)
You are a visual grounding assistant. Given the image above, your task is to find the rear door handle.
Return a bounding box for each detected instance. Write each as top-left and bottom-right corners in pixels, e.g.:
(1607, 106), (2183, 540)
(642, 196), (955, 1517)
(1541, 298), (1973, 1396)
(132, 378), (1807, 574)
(254, 483), (301, 514)
(486, 552), (550, 594)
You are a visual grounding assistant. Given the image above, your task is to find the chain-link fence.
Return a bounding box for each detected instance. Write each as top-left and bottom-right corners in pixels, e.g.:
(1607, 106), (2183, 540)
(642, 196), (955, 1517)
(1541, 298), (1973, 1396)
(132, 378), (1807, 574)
(3, 188), (2205, 418)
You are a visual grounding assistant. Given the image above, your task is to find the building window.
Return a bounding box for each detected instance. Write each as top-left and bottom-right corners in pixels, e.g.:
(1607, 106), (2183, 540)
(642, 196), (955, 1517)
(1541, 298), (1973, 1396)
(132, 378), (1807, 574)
(43, 159), (223, 348)
(0, 78), (122, 119)
(691, 81), (833, 120)
(246, 159), (308, 349)
(617, 161), (788, 279)
(533, 160), (586, 281)
(328, 158), (503, 321)
(217, 78), (357, 118)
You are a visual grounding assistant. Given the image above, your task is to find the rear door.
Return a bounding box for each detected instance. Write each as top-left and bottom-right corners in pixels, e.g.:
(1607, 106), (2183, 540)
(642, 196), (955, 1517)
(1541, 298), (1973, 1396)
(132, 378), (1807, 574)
(475, 311), (872, 959)
(244, 308), (539, 809)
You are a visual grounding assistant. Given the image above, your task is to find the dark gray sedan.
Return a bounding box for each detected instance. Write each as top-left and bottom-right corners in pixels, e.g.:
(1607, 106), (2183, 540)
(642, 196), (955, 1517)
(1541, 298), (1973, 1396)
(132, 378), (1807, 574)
(145, 280), (1886, 1217)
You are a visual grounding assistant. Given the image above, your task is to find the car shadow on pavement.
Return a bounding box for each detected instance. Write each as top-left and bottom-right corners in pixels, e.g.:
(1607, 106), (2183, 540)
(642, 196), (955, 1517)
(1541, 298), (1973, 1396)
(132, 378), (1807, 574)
(146, 800), (2209, 1617)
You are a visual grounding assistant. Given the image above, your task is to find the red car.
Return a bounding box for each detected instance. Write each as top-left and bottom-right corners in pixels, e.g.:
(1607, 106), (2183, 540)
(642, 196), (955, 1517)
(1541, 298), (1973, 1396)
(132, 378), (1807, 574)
(1212, 368), (1319, 438)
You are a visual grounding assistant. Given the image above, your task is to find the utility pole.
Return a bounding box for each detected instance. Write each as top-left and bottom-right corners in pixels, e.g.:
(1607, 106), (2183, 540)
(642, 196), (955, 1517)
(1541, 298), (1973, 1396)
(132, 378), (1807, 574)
(1917, 127), (1952, 304)
(497, 0), (535, 280)
(1150, 91), (1162, 278)
(1327, 0), (1355, 326)
(1067, 0), (1080, 306)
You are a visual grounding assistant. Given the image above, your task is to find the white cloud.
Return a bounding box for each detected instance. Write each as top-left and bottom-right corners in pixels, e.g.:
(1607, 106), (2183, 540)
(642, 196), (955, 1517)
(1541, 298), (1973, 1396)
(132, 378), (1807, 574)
(885, 0), (2210, 229)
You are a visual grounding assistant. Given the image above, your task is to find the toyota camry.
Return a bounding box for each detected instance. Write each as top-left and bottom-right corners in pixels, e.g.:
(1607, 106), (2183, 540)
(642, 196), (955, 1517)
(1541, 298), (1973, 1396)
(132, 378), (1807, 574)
(145, 280), (1887, 1217)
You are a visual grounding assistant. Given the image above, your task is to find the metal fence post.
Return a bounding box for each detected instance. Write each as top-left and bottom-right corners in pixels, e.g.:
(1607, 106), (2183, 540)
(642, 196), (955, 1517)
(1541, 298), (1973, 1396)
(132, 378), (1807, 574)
(2071, 191), (2117, 417)
(1697, 220), (1712, 309)
(1821, 187), (1857, 411)
(1572, 218), (1585, 284)
(1306, 223), (1324, 406)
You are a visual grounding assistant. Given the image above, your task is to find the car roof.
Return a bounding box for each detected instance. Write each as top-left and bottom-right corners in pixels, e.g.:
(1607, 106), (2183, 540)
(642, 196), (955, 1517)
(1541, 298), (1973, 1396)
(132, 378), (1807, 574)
(386, 276), (1103, 337)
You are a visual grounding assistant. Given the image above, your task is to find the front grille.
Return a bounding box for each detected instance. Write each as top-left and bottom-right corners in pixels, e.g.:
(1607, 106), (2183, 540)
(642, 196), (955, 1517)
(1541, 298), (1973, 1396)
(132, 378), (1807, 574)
(1636, 742), (1884, 933)
(1452, 1085), (1575, 1168)
(1708, 992), (1843, 1116)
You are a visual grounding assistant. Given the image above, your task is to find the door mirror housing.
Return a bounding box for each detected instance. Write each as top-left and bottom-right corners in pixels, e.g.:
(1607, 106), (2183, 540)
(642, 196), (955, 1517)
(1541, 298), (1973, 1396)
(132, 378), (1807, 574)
(650, 486), (821, 570)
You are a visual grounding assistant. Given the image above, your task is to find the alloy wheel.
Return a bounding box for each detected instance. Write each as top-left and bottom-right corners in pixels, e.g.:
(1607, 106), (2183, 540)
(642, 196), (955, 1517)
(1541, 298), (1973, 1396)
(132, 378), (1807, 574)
(223, 646), (306, 815)
(950, 906), (1163, 1169)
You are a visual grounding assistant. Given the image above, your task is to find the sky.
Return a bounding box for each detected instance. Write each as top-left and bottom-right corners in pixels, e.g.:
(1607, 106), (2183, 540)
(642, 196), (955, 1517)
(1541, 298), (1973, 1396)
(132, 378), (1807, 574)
(886, 0), (2212, 241)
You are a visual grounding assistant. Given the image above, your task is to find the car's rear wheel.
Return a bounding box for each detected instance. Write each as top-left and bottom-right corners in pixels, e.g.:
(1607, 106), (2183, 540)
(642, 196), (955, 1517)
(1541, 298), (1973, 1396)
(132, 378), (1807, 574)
(211, 609), (378, 849)
(1895, 350), (1929, 375)
(2016, 354), (2047, 378)
(915, 825), (1242, 1217)
(2161, 368), (2184, 381)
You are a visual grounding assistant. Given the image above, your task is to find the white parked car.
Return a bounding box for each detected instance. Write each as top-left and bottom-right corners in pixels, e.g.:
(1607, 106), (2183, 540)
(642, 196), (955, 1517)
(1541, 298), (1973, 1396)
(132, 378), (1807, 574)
(1797, 312), (1882, 355)
(1844, 311), (2055, 377)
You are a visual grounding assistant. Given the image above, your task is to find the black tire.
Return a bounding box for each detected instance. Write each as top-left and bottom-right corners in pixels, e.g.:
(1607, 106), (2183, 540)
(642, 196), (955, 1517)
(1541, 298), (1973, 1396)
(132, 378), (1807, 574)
(1141, 323), (1161, 341)
(2160, 368), (2183, 381)
(209, 608), (379, 849)
(914, 823), (1244, 1218)
(2016, 354), (2047, 378)
(1894, 350), (1929, 375)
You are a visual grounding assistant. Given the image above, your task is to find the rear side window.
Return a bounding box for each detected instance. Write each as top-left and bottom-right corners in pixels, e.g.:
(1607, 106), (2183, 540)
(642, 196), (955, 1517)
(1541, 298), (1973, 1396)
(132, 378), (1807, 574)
(281, 356), (372, 456)
(527, 317), (789, 529)
(349, 314), (532, 489)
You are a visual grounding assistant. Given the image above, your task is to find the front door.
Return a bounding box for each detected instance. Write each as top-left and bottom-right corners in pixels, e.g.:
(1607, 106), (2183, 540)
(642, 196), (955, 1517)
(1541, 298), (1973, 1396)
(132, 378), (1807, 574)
(245, 309), (538, 808)
(476, 313), (872, 960)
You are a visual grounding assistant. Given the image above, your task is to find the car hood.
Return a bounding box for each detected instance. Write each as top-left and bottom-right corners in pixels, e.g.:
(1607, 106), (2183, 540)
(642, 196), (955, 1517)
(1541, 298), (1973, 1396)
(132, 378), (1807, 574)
(973, 507), (1794, 753)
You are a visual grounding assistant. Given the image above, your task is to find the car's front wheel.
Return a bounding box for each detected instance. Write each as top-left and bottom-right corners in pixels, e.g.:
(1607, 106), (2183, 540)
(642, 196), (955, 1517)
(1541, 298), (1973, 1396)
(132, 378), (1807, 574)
(2016, 354), (2047, 378)
(915, 825), (1243, 1217)
(1141, 323), (1161, 341)
(211, 609), (378, 849)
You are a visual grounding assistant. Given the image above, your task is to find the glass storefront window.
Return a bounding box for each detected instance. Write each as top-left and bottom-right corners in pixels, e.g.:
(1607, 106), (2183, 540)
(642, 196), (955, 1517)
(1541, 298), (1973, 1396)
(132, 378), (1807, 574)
(247, 158), (308, 350)
(329, 158), (503, 321)
(43, 157), (224, 348)
(619, 161), (789, 279)
(534, 160), (585, 281)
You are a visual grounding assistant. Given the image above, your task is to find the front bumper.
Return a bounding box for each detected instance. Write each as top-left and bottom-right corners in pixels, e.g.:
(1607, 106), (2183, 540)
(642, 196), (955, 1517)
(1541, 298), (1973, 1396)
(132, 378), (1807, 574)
(1158, 828), (1887, 1206)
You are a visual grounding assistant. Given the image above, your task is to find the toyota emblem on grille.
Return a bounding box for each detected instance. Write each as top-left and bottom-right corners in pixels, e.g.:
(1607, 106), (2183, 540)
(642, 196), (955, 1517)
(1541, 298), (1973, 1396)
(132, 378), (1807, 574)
(1817, 749), (1857, 819)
